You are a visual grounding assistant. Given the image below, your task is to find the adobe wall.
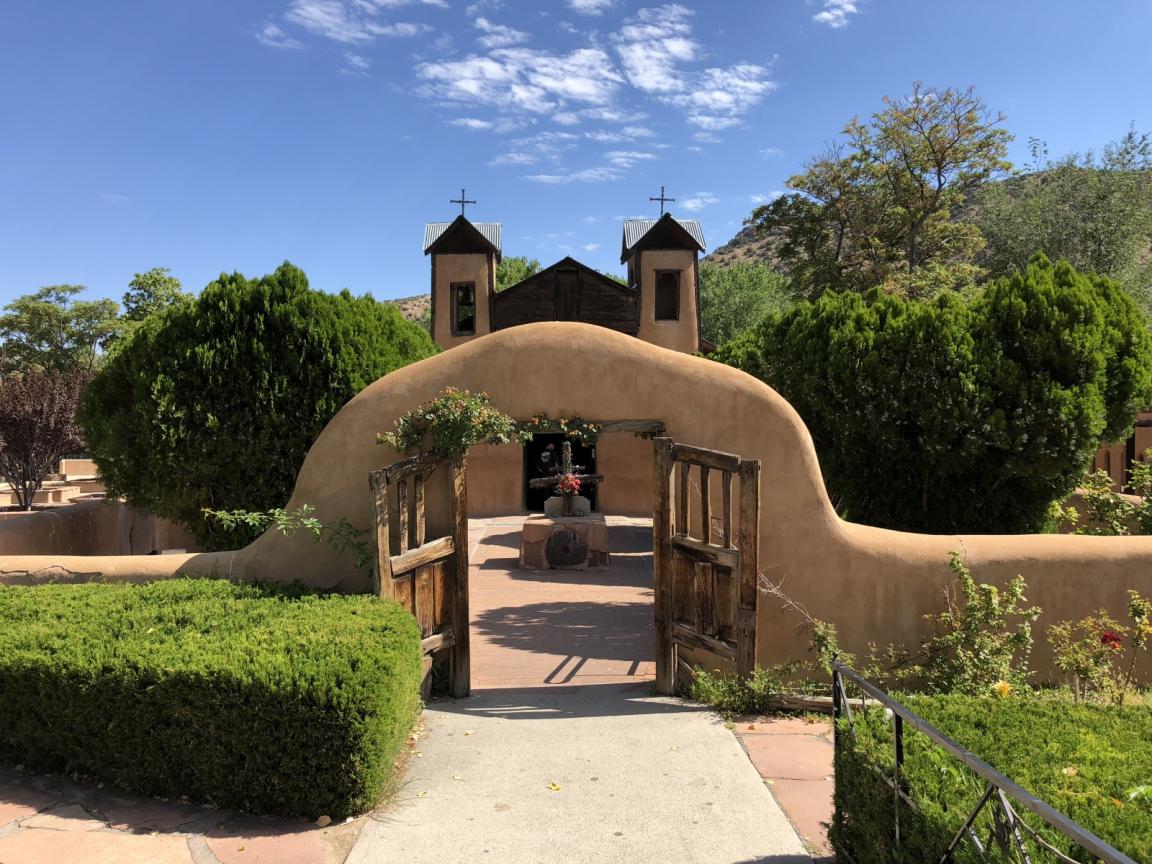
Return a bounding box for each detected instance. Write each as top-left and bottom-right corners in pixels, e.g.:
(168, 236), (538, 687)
(3, 323), (1152, 676)
(0, 499), (201, 557)
(635, 249), (699, 353)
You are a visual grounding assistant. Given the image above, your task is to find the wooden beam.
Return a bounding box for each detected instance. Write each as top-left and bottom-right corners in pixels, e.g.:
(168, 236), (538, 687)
(413, 473), (426, 547)
(389, 535), (455, 576)
(671, 442), (742, 472)
(699, 465), (711, 543)
(384, 450), (444, 483)
(736, 459), (761, 678)
(596, 419), (666, 436)
(369, 470), (393, 599)
(448, 456), (471, 698)
(397, 479), (409, 554)
(676, 656), (695, 693)
(721, 470), (732, 548)
(652, 437), (676, 695)
(420, 629), (456, 654)
(672, 622), (736, 661)
(671, 534), (739, 569)
(677, 461), (690, 538)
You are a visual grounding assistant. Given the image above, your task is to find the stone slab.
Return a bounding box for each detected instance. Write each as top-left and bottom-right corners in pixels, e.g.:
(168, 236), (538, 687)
(741, 734), (834, 781)
(206, 817), (328, 864)
(22, 803), (106, 832)
(0, 828), (195, 863)
(0, 789), (56, 828)
(771, 778), (834, 858)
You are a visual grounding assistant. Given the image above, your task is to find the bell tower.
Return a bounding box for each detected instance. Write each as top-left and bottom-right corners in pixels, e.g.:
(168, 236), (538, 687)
(424, 190), (501, 350)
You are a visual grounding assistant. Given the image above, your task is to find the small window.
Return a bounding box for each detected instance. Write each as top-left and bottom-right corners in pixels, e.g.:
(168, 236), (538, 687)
(452, 282), (476, 335)
(655, 270), (680, 321)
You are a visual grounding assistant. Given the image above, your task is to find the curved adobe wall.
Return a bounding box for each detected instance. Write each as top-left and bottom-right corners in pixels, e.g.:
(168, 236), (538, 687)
(3, 322), (1152, 672)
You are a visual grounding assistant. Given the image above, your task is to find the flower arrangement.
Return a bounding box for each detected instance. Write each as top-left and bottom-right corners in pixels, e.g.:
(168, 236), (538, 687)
(556, 473), (581, 497)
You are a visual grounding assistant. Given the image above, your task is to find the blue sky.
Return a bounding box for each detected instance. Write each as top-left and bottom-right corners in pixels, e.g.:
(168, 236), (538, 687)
(2, 0), (1150, 306)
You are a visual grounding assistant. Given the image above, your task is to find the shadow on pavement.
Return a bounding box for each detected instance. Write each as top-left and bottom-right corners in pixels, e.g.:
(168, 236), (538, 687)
(431, 682), (709, 720)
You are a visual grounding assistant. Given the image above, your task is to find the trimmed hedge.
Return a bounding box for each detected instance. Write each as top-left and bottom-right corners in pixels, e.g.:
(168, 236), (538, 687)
(0, 580), (422, 819)
(832, 695), (1152, 862)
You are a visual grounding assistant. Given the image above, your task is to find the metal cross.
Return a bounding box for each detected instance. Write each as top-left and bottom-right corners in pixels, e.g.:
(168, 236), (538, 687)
(649, 185), (675, 215)
(450, 188), (477, 217)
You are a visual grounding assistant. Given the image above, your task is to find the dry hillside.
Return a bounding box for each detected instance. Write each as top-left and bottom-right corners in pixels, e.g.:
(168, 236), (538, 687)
(388, 293), (430, 323)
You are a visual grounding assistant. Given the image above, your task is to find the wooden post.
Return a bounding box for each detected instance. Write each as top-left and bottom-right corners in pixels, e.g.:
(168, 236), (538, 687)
(369, 470), (393, 599)
(448, 456), (471, 697)
(652, 437), (676, 695)
(677, 461), (690, 538)
(721, 470), (732, 548)
(736, 459), (761, 678)
(699, 465), (711, 544)
(397, 479), (409, 554)
(413, 473), (426, 547)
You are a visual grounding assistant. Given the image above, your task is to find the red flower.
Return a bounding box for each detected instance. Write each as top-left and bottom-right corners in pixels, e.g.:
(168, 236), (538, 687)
(1101, 630), (1123, 652)
(557, 473), (581, 496)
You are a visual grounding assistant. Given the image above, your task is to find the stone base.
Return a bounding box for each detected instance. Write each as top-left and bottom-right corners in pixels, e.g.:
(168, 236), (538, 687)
(543, 495), (591, 518)
(519, 513), (610, 570)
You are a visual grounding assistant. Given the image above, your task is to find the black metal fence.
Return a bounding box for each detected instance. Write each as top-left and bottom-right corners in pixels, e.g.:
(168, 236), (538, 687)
(831, 660), (1138, 864)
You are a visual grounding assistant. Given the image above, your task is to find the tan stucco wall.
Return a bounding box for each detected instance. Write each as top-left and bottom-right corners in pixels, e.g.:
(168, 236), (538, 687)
(432, 252), (493, 350)
(4, 323), (1152, 677)
(0, 500), (201, 557)
(635, 249), (699, 353)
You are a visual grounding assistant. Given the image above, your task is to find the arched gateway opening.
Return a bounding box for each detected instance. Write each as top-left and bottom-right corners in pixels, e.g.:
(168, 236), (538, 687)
(368, 427), (760, 698)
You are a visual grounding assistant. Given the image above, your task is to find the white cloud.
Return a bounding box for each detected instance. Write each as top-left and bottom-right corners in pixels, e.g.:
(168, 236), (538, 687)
(285, 0), (434, 43)
(692, 131), (721, 143)
(488, 130), (580, 166)
(568, 0), (615, 14)
(582, 216), (599, 223)
(686, 145), (703, 153)
(584, 125), (652, 142)
(813, 0), (859, 28)
(417, 47), (622, 115)
(489, 151), (539, 166)
(256, 23), (304, 49)
(749, 190), (784, 204)
(759, 146), (782, 157)
(474, 17), (529, 49)
(604, 149), (655, 168)
(345, 52), (371, 70)
(681, 191), (718, 211)
(614, 4), (698, 94)
(101, 193), (130, 205)
(452, 117), (494, 130)
(527, 166), (620, 183)
(584, 242), (601, 251)
(553, 111), (581, 125)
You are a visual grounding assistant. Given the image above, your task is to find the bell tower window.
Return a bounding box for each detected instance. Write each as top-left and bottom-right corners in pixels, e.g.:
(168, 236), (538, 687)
(452, 281), (476, 335)
(654, 270), (680, 321)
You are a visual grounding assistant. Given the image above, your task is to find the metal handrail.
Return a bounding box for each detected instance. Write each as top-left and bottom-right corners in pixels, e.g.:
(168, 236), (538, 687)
(832, 660), (1138, 864)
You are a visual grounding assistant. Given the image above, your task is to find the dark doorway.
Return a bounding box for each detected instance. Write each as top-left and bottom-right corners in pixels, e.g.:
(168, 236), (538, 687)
(524, 433), (597, 512)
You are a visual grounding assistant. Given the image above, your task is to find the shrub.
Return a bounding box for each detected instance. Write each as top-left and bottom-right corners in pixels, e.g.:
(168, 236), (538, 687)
(1048, 590), (1152, 704)
(0, 580), (422, 819)
(378, 387), (525, 457)
(78, 262), (438, 549)
(716, 255), (1152, 533)
(831, 694), (1152, 863)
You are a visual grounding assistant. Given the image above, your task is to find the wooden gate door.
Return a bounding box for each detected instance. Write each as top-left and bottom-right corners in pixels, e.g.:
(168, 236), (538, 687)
(369, 452), (470, 698)
(652, 437), (760, 695)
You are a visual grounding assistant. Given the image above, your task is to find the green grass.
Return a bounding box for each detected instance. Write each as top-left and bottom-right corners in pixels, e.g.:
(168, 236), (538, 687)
(0, 579), (422, 819)
(831, 695), (1152, 863)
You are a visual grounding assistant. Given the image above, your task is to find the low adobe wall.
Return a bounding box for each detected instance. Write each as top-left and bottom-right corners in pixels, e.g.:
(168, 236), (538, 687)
(0, 499), (201, 557)
(3, 323), (1151, 676)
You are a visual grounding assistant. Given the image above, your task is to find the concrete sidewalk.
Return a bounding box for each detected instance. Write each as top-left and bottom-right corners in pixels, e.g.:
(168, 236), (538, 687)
(347, 683), (812, 864)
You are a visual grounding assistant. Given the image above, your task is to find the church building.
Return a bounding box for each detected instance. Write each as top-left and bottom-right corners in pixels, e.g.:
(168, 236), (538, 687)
(424, 198), (708, 355)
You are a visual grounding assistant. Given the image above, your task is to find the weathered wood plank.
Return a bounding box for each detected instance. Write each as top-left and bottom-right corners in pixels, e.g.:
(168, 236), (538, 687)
(652, 437), (675, 695)
(715, 565), (736, 643)
(413, 473), (426, 548)
(676, 656), (695, 693)
(672, 621), (736, 661)
(421, 629), (456, 654)
(695, 561), (716, 638)
(671, 534), (740, 569)
(671, 443), (742, 472)
(392, 572), (414, 614)
(414, 564), (435, 637)
(721, 470), (733, 548)
(420, 653), (433, 701)
(433, 560), (448, 629)
(699, 465), (711, 543)
(596, 419), (666, 436)
(369, 471), (393, 599)
(448, 457), (471, 698)
(736, 459), (761, 678)
(677, 461), (690, 538)
(397, 479), (409, 554)
(672, 552), (695, 625)
(389, 535), (455, 576)
(383, 450), (443, 483)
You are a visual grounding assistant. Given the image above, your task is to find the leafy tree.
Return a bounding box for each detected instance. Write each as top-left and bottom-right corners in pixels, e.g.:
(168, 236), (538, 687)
(699, 262), (792, 346)
(78, 262), (438, 550)
(749, 83), (1012, 299)
(0, 286), (120, 377)
(495, 256), (541, 292)
(973, 129), (1152, 310)
(122, 267), (188, 322)
(716, 255), (1152, 533)
(0, 369), (88, 510)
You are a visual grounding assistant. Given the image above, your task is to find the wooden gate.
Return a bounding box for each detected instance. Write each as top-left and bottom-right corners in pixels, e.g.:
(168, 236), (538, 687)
(652, 437), (760, 695)
(369, 452), (470, 698)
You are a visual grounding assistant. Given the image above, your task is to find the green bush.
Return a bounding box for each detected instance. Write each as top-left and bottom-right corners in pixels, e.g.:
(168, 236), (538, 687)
(716, 255), (1152, 532)
(831, 694), (1152, 863)
(0, 580), (422, 819)
(78, 262), (438, 550)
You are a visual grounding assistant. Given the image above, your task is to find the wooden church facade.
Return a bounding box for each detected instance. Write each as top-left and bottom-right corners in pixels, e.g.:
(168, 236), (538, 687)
(424, 210), (709, 354)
